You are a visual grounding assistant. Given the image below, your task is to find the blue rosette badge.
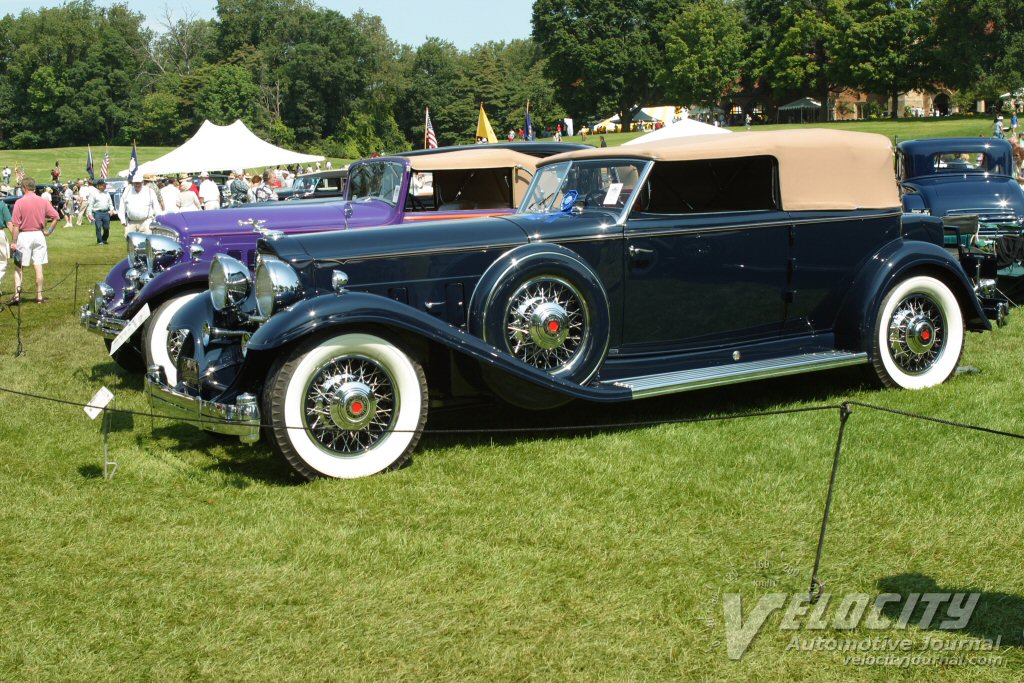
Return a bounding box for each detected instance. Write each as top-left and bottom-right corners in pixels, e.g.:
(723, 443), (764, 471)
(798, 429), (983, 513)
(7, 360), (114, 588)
(560, 190), (579, 212)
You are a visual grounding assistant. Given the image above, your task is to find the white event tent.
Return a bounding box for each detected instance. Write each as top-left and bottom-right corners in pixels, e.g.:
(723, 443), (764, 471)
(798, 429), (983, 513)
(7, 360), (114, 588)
(623, 117), (731, 146)
(119, 119), (324, 176)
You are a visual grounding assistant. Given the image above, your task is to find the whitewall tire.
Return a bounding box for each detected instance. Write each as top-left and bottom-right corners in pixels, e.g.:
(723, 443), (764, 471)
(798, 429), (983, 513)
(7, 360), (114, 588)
(143, 292), (201, 386)
(266, 332), (428, 479)
(870, 275), (964, 389)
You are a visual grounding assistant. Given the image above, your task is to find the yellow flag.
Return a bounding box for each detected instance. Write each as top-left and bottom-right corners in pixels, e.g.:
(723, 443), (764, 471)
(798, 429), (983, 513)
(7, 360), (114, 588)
(476, 102), (497, 143)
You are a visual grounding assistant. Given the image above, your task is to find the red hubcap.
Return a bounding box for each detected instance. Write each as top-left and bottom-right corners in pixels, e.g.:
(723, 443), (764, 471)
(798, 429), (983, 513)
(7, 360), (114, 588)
(921, 329), (931, 342)
(547, 320), (560, 333)
(351, 401), (364, 415)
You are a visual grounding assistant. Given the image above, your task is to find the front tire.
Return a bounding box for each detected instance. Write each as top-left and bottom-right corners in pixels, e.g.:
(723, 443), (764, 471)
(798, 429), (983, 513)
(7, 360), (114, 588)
(870, 275), (964, 389)
(143, 292), (201, 386)
(265, 332), (428, 480)
(105, 338), (145, 373)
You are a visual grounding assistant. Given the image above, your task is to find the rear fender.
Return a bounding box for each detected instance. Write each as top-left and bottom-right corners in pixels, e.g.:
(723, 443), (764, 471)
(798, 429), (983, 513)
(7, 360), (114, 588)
(834, 239), (989, 353)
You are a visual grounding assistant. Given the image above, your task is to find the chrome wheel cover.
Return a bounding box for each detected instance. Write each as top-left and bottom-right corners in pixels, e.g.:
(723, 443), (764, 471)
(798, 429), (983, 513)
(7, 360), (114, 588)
(887, 293), (945, 375)
(505, 276), (589, 374)
(302, 355), (398, 456)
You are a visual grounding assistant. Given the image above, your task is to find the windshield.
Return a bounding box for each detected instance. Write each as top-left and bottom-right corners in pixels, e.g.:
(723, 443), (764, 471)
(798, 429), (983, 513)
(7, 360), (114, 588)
(931, 152), (1008, 175)
(346, 160), (406, 204)
(291, 176), (321, 193)
(519, 159), (648, 216)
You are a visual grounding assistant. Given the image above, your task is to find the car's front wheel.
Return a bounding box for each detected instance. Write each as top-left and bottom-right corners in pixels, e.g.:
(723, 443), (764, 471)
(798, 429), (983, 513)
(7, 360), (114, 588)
(265, 332), (428, 479)
(870, 275), (964, 389)
(143, 292), (202, 386)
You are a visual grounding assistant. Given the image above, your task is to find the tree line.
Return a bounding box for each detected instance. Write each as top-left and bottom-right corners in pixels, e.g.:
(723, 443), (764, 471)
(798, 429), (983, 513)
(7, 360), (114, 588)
(0, 0), (1020, 156)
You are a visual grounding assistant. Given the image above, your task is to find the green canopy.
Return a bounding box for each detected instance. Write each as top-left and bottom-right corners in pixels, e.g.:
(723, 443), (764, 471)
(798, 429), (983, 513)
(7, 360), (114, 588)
(778, 97), (821, 111)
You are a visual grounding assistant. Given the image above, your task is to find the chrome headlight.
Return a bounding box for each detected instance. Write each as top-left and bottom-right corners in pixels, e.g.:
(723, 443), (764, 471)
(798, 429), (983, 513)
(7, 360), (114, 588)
(209, 254), (252, 311)
(126, 233), (148, 266)
(91, 282), (114, 314)
(145, 234), (183, 273)
(255, 256), (302, 318)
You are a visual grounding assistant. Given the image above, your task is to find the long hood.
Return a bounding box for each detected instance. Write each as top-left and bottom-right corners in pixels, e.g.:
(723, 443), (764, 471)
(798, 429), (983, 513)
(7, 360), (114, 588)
(153, 198), (397, 239)
(262, 215), (530, 267)
(904, 176), (1024, 220)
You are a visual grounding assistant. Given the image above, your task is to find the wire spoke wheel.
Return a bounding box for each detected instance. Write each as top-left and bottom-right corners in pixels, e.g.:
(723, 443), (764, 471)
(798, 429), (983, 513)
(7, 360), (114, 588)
(302, 355), (397, 456)
(504, 276), (589, 375)
(887, 293), (945, 374)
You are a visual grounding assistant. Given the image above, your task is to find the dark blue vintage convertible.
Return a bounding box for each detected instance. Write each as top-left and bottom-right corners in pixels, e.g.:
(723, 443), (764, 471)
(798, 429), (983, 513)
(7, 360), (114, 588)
(147, 130), (1008, 479)
(897, 137), (1024, 223)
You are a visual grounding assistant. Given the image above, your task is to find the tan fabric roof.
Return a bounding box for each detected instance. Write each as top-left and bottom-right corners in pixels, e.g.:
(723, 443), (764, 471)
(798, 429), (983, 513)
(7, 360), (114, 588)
(539, 129), (899, 211)
(408, 148), (539, 172)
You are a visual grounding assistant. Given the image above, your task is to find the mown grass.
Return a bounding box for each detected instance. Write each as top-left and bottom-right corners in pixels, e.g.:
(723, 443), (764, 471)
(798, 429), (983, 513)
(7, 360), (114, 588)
(1, 184), (1023, 680)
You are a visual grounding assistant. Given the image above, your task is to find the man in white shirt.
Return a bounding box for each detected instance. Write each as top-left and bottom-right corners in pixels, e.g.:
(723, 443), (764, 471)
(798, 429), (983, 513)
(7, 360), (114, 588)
(86, 179), (115, 244)
(198, 171), (220, 210)
(120, 172), (161, 236)
(159, 177), (181, 214)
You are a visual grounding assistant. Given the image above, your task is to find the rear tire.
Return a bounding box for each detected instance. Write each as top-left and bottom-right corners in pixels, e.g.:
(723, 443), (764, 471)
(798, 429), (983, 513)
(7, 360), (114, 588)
(265, 332), (428, 480)
(870, 275), (964, 389)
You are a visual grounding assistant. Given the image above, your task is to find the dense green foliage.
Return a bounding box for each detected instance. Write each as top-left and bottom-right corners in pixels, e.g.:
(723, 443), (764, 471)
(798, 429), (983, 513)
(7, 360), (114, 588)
(0, 0), (1021, 153)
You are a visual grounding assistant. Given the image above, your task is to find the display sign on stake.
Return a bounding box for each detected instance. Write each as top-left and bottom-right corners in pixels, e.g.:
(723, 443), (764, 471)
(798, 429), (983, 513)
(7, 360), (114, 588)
(84, 387), (117, 480)
(109, 304), (150, 356)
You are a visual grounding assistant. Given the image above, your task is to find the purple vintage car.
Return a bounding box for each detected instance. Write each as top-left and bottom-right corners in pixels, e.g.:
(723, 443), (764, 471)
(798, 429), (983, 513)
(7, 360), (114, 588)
(81, 146), (552, 379)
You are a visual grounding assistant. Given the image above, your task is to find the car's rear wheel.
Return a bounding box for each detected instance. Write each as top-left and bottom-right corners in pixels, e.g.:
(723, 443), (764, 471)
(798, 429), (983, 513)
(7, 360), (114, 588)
(143, 292), (202, 386)
(870, 275), (964, 389)
(265, 332), (428, 480)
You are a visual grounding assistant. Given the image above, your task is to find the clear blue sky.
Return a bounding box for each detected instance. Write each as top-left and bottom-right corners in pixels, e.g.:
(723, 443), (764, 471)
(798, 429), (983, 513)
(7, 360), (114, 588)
(0, 1), (536, 50)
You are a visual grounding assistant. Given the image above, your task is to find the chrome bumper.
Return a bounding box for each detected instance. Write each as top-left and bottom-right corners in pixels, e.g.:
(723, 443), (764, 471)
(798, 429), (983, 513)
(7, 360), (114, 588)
(80, 304), (129, 340)
(145, 365), (261, 443)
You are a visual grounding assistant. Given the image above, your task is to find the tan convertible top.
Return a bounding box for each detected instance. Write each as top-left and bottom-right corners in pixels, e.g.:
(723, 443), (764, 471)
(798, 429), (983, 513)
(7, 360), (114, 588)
(539, 129), (899, 211)
(408, 148), (539, 172)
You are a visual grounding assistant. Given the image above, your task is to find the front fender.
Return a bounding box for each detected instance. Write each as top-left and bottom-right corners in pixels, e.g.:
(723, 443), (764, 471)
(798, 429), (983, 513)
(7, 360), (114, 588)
(835, 239), (990, 353)
(101, 257), (134, 310)
(127, 259), (210, 317)
(245, 292), (630, 403)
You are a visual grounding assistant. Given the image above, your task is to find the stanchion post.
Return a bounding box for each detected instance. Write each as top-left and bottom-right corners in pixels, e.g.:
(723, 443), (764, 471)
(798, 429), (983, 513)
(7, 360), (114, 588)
(809, 402), (852, 603)
(72, 262), (79, 314)
(15, 285), (23, 357)
(102, 402), (117, 480)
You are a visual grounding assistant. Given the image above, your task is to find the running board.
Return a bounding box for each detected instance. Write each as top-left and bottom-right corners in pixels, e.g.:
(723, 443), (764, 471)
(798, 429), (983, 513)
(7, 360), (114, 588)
(602, 351), (868, 399)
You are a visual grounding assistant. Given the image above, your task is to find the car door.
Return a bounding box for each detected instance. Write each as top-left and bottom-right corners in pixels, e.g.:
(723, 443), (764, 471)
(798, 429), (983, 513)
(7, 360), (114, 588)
(619, 156), (790, 353)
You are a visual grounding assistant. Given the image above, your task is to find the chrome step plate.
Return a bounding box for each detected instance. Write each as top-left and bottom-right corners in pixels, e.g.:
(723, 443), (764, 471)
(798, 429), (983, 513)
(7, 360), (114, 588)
(604, 351), (868, 399)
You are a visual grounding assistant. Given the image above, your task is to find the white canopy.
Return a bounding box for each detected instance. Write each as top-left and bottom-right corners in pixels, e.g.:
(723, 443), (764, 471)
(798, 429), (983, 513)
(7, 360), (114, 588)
(623, 117), (731, 146)
(118, 119), (324, 176)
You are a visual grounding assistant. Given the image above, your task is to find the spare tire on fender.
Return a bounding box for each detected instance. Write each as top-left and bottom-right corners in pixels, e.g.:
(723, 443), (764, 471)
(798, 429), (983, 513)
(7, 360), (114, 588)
(468, 245), (610, 404)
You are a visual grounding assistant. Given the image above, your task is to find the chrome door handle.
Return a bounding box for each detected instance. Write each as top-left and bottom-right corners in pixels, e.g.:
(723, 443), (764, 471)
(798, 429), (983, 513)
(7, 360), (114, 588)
(629, 245), (654, 258)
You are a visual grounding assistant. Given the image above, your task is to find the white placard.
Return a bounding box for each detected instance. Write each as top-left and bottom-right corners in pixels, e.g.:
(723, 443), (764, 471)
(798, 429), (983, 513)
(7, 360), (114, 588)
(84, 387), (114, 420)
(602, 182), (624, 206)
(109, 304), (151, 356)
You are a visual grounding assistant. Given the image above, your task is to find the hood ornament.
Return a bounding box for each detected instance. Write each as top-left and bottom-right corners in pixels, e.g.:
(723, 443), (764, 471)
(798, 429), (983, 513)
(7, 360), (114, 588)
(238, 218), (283, 240)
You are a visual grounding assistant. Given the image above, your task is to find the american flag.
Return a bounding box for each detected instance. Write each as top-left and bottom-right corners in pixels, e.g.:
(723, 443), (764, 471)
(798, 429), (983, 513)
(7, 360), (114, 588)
(425, 108), (438, 149)
(100, 146), (110, 179)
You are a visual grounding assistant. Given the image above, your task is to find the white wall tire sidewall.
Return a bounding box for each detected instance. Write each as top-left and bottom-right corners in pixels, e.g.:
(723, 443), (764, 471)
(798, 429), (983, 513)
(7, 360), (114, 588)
(281, 333), (422, 479)
(146, 292), (201, 386)
(877, 276), (963, 390)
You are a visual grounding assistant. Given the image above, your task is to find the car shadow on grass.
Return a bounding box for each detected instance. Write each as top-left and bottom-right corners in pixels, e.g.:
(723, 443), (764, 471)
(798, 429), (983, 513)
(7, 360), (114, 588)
(877, 573), (1024, 647)
(421, 366), (871, 452)
(146, 423), (300, 487)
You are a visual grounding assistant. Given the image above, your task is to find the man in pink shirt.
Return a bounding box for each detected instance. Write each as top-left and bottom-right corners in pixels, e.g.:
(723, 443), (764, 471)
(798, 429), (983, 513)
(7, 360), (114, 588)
(10, 177), (59, 304)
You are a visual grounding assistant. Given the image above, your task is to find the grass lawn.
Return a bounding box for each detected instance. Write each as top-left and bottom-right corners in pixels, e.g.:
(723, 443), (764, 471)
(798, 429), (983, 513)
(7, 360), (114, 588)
(1, 177), (1023, 680)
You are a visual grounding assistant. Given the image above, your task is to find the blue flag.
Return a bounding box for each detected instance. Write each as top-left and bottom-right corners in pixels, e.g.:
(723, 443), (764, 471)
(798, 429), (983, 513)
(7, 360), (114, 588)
(127, 141), (139, 179)
(86, 145), (95, 180)
(525, 105), (533, 142)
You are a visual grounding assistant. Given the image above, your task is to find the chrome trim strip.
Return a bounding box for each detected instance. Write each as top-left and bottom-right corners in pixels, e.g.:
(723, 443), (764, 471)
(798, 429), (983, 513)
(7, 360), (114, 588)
(605, 351), (868, 399)
(145, 372), (261, 442)
(315, 241), (524, 265)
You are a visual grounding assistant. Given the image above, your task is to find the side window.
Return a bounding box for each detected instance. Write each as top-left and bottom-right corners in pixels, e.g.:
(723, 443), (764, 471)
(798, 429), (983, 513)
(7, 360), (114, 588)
(635, 156), (779, 215)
